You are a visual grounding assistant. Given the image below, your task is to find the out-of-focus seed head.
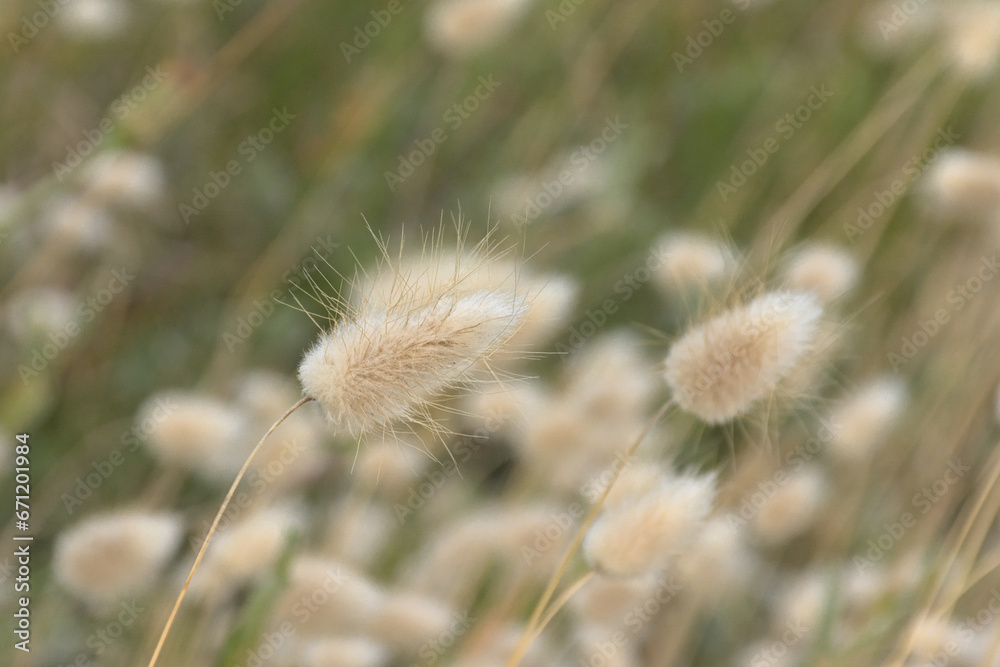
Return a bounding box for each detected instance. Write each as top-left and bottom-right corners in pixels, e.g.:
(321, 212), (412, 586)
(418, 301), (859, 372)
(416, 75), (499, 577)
(751, 464), (828, 545)
(664, 291), (823, 424)
(781, 242), (860, 303)
(54, 510), (182, 604)
(652, 232), (733, 294)
(298, 637), (391, 667)
(424, 0), (533, 58)
(139, 391), (250, 482)
(827, 377), (908, 463)
(584, 472), (716, 577)
(922, 148), (1000, 224)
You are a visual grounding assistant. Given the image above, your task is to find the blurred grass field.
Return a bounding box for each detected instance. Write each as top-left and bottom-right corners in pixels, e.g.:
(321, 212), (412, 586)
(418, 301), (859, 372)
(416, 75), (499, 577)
(4, 0), (1000, 665)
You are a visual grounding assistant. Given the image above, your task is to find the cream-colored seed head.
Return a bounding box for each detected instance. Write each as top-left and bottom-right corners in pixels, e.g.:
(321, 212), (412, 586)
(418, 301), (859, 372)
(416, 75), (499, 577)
(299, 637), (390, 667)
(507, 273), (578, 350)
(357, 250), (569, 353)
(664, 291), (822, 423)
(584, 472), (716, 577)
(424, 0), (533, 57)
(828, 377), (907, 463)
(192, 507), (301, 599)
(367, 591), (457, 652)
(910, 617), (974, 663)
(40, 196), (114, 252)
(407, 512), (500, 604)
(462, 380), (546, 440)
(676, 517), (755, 602)
(781, 243), (860, 303)
(569, 573), (659, 629)
(276, 556), (384, 635)
(83, 150), (166, 208)
(355, 437), (429, 493)
(776, 569), (829, 631)
(943, 2), (1000, 80)
(587, 460), (665, 508)
(752, 465), (828, 545)
(299, 289), (526, 436)
(139, 392), (249, 481)
(4, 287), (78, 341)
(652, 232), (732, 293)
(565, 331), (658, 424)
(329, 505), (396, 567)
(56, 0), (130, 40)
(922, 148), (1000, 224)
(54, 511), (182, 603)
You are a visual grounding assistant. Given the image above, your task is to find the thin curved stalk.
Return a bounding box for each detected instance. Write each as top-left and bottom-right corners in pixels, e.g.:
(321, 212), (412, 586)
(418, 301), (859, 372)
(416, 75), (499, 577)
(505, 400), (673, 667)
(147, 396), (313, 667)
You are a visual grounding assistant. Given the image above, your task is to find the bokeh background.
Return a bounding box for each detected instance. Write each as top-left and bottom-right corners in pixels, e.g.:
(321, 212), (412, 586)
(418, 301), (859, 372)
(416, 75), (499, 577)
(4, 0), (1000, 665)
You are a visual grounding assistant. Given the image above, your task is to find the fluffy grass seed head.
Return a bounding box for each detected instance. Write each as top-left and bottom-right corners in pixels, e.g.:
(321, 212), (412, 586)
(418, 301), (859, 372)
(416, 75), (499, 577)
(751, 464), (828, 545)
(584, 471), (716, 577)
(652, 232), (733, 293)
(54, 510), (182, 603)
(191, 506), (302, 600)
(943, 2), (1000, 80)
(424, 0), (533, 58)
(299, 288), (527, 437)
(922, 148), (1000, 224)
(828, 377), (908, 463)
(676, 516), (756, 602)
(83, 149), (166, 208)
(367, 591), (457, 652)
(663, 291), (823, 424)
(299, 637), (391, 667)
(276, 556), (384, 635)
(139, 391), (250, 481)
(781, 242), (860, 303)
